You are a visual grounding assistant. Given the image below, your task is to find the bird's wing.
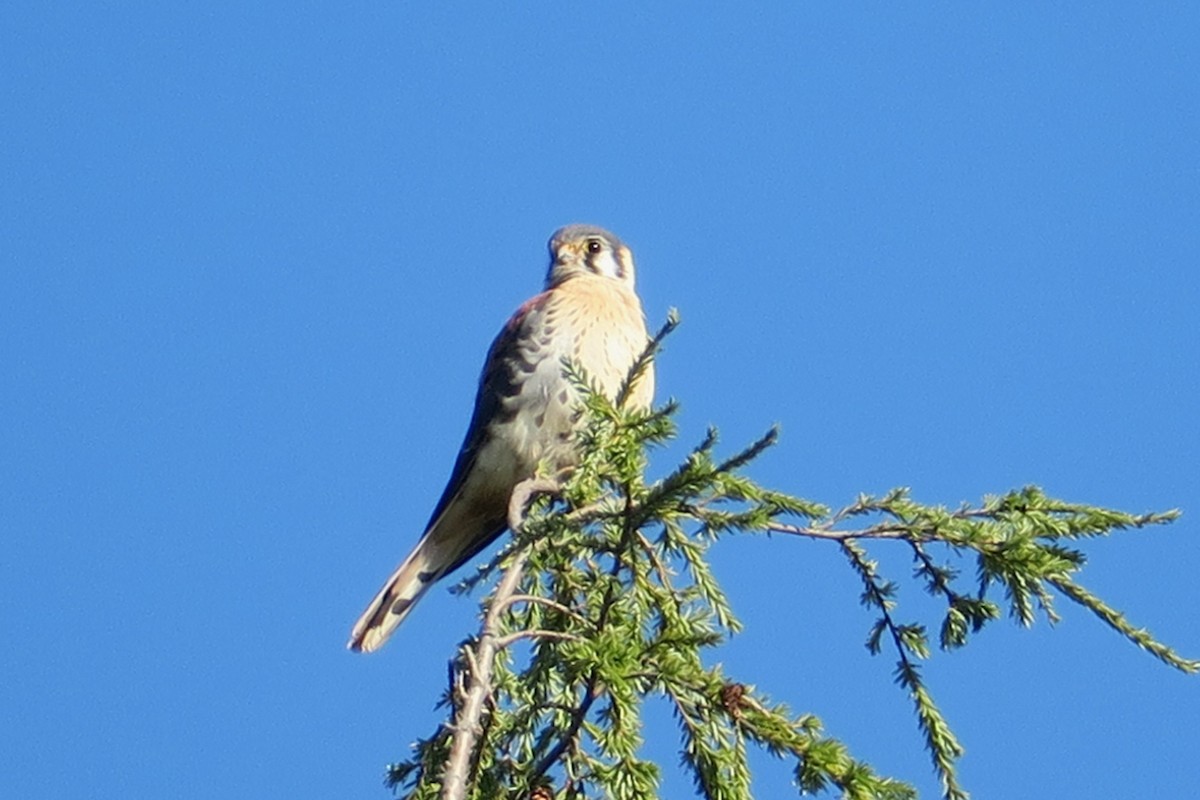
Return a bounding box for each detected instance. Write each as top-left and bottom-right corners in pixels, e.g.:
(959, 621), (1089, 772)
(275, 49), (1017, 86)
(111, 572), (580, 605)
(346, 291), (558, 651)
(419, 289), (554, 545)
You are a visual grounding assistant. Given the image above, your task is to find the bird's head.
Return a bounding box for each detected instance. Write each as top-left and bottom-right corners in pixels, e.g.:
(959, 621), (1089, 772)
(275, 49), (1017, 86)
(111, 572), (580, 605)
(545, 224), (637, 290)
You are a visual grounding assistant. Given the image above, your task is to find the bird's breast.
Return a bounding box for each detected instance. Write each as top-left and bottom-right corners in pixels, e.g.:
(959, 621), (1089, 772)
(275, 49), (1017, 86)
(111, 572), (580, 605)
(489, 276), (653, 476)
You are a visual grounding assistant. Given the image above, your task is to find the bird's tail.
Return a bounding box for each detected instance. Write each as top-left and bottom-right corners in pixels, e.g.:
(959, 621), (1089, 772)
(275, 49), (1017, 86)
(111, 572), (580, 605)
(346, 539), (444, 653)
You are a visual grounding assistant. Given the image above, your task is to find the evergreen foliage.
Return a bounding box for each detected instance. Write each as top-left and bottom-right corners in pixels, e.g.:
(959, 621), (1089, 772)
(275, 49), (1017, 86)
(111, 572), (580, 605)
(384, 320), (1193, 800)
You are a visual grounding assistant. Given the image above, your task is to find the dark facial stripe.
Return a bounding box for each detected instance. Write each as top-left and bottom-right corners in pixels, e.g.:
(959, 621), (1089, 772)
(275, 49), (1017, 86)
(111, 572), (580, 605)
(584, 247), (601, 275)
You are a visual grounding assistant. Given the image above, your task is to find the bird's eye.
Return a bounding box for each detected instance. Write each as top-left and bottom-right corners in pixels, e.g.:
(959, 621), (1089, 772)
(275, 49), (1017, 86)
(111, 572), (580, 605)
(586, 239), (603, 254)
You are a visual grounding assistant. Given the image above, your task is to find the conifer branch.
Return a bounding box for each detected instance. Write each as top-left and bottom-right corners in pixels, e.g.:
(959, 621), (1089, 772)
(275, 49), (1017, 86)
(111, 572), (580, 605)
(615, 308), (679, 409)
(440, 546), (531, 800)
(842, 539), (967, 800)
(1046, 575), (1200, 673)
(385, 326), (1192, 800)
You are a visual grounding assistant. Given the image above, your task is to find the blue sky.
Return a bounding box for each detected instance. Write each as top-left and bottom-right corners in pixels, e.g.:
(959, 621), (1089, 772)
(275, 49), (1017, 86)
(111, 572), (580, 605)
(3, 3), (1197, 798)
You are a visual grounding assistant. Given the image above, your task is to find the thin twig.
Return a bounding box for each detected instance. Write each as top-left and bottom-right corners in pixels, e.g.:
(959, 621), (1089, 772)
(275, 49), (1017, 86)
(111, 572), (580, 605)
(910, 540), (959, 605)
(500, 594), (592, 626)
(495, 629), (587, 649)
(530, 668), (600, 782)
(636, 531), (676, 591)
(766, 522), (914, 540)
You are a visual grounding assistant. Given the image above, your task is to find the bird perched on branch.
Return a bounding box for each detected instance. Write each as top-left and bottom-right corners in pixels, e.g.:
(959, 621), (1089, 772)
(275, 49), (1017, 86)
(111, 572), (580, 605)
(348, 225), (654, 652)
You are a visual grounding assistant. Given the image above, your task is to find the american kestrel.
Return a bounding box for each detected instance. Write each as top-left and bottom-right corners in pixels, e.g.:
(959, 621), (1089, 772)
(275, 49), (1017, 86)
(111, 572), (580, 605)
(348, 224), (654, 653)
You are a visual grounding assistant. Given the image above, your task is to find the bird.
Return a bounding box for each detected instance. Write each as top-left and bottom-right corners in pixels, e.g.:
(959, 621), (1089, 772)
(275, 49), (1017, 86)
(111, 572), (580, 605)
(348, 224), (654, 653)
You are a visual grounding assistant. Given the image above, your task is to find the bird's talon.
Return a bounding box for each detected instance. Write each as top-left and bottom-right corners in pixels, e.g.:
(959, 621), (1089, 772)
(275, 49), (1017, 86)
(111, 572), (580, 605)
(507, 477), (562, 532)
